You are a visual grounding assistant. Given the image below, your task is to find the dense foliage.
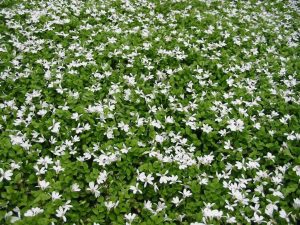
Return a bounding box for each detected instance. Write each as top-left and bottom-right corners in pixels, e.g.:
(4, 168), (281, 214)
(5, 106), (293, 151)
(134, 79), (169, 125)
(0, 0), (300, 224)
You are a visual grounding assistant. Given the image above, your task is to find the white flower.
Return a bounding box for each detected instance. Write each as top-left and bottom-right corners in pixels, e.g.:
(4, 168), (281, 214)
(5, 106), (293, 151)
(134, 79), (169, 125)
(219, 129), (227, 136)
(10, 162), (21, 170)
(49, 119), (61, 133)
(37, 109), (48, 117)
(197, 154), (214, 165)
(171, 196), (182, 207)
(201, 124), (213, 133)
(0, 169), (13, 182)
(155, 134), (164, 143)
(253, 123), (261, 129)
(124, 213), (136, 224)
(118, 121), (130, 132)
(227, 119), (244, 132)
(246, 159), (260, 169)
(224, 140), (233, 150)
(120, 144), (131, 154)
(86, 182), (100, 197)
(279, 209), (290, 222)
(156, 171), (169, 184)
(265, 202), (278, 217)
(53, 160), (64, 174)
(269, 188), (284, 198)
(51, 191), (62, 201)
(144, 200), (153, 212)
(155, 201), (167, 213)
(104, 201), (119, 211)
(180, 189), (192, 198)
(202, 205), (223, 220)
(198, 177), (209, 185)
(153, 183), (159, 192)
(63, 200), (73, 211)
(37, 179), (50, 190)
(252, 212), (264, 224)
(71, 112), (81, 121)
(293, 165), (300, 176)
(137, 172), (154, 187)
(293, 198), (300, 209)
(225, 200), (236, 211)
(83, 123), (91, 131)
(56, 206), (67, 222)
(56, 201), (73, 222)
(9, 133), (25, 146)
(71, 183), (81, 192)
(129, 183), (142, 194)
(264, 152), (275, 162)
(97, 170), (108, 184)
(165, 116), (174, 123)
(37, 156), (53, 168)
(226, 215), (237, 224)
(24, 207), (44, 217)
(34, 165), (47, 175)
(104, 128), (114, 139)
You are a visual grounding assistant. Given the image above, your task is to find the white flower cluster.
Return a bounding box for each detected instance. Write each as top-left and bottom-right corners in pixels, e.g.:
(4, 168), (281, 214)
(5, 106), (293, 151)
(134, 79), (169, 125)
(0, 0), (299, 224)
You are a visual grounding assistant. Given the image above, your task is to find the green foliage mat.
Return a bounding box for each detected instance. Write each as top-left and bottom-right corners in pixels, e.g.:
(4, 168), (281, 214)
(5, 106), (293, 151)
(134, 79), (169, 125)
(0, 0), (300, 224)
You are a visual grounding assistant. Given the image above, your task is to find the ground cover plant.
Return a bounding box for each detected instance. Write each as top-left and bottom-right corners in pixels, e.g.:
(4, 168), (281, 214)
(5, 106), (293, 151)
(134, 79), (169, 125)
(0, 0), (300, 224)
